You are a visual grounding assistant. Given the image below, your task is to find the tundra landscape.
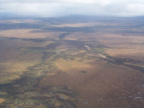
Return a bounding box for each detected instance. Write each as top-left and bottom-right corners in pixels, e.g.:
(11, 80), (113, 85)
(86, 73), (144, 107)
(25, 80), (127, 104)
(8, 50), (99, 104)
(0, 16), (144, 108)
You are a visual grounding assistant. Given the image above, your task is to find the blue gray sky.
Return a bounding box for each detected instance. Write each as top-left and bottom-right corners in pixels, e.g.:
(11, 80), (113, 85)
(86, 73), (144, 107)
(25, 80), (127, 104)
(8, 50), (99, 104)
(0, 0), (144, 17)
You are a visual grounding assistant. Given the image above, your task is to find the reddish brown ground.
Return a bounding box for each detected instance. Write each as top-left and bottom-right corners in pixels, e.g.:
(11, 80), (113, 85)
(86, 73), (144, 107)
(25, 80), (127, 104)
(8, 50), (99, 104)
(40, 60), (144, 108)
(0, 99), (6, 104)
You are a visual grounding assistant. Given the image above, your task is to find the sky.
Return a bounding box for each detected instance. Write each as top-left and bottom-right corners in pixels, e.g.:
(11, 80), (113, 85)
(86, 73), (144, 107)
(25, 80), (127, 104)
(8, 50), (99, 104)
(0, 0), (144, 17)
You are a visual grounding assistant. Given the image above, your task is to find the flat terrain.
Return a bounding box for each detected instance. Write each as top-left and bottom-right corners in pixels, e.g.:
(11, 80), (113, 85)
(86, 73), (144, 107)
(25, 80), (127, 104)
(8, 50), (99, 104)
(0, 16), (144, 108)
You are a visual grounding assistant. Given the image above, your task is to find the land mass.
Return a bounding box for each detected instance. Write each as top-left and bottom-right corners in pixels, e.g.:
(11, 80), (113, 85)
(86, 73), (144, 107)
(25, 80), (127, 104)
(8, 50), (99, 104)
(0, 16), (144, 108)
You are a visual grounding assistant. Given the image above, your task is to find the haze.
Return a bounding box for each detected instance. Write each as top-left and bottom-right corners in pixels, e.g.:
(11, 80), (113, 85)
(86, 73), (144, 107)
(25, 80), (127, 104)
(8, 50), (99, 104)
(0, 0), (144, 17)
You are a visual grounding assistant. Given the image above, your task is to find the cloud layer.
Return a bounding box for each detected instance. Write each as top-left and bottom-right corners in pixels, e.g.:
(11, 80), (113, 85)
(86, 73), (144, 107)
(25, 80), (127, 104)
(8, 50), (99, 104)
(0, 0), (144, 17)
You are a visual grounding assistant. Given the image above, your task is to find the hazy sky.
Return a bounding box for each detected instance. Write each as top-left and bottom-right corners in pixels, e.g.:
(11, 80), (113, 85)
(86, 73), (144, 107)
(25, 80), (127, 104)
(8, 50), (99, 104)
(0, 0), (144, 17)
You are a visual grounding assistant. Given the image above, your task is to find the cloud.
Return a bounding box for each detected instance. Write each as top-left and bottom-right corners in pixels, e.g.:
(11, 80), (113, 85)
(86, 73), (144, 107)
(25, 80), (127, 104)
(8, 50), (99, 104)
(0, 0), (144, 17)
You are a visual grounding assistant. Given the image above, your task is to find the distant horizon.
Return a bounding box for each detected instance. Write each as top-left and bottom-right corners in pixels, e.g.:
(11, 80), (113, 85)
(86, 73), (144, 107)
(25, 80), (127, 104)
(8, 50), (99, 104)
(1, 12), (144, 19)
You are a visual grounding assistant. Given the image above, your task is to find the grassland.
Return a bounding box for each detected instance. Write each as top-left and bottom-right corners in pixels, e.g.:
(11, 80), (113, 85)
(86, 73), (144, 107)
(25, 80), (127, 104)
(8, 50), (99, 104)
(0, 16), (144, 108)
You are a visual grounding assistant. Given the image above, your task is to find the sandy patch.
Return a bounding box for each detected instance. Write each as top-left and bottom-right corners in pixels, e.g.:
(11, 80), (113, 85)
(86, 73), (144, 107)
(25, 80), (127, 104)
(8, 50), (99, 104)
(0, 98), (6, 103)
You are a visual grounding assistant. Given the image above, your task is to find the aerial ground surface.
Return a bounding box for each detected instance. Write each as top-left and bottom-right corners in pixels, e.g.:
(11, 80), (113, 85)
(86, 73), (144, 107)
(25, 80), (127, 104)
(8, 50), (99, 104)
(0, 16), (144, 108)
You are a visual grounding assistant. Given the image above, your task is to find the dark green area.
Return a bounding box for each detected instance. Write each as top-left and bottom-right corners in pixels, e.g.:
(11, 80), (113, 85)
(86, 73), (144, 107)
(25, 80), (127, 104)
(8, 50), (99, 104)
(59, 33), (71, 39)
(101, 54), (144, 73)
(0, 23), (42, 30)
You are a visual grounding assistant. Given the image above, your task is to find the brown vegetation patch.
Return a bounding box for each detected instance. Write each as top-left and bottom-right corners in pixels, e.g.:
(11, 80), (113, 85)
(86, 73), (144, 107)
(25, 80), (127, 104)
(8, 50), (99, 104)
(54, 58), (92, 71)
(103, 34), (144, 61)
(106, 47), (144, 61)
(40, 59), (144, 108)
(0, 49), (42, 62)
(0, 98), (6, 103)
(52, 22), (107, 27)
(0, 39), (53, 48)
(0, 61), (38, 84)
(0, 19), (40, 24)
(0, 29), (61, 39)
